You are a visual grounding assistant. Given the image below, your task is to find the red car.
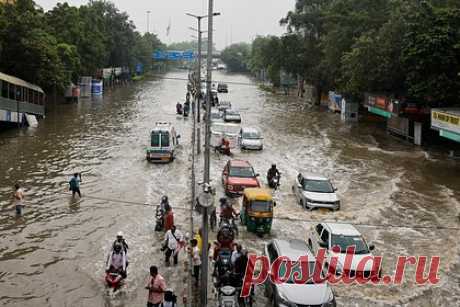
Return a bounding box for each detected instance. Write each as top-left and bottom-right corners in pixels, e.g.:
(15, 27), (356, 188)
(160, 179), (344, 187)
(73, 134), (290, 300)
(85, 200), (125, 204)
(222, 160), (260, 196)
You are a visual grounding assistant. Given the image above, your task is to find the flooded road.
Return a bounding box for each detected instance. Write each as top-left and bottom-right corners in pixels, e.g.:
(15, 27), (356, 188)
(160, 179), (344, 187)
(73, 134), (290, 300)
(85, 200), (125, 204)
(0, 71), (459, 307)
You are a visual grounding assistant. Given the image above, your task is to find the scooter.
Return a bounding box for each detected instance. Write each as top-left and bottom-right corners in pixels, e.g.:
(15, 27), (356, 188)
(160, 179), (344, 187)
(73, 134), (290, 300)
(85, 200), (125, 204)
(268, 173), (281, 190)
(105, 269), (125, 290)
(218, 285), (239, 307)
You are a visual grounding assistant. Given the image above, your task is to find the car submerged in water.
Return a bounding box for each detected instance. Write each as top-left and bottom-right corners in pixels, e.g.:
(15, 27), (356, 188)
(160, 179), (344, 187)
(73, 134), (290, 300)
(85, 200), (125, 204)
(239, 127), (263, 150)
(222, 159), (260, 196)
(292, 172), (340, 211)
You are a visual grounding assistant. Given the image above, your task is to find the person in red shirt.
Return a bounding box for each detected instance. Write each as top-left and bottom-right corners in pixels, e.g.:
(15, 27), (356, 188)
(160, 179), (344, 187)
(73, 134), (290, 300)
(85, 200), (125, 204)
(146, 265), (166, 307)
(164, 207), (174, 232)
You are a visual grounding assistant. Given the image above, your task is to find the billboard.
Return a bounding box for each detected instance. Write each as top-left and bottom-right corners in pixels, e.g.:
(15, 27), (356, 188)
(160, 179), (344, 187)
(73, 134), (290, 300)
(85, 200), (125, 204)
(153, 50), (195, 61)
(431, 109), (460, 135)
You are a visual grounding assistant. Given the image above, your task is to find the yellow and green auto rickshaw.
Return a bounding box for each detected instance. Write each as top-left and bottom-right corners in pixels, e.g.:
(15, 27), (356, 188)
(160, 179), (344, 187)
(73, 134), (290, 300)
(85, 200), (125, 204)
(240, 188), (275, 235)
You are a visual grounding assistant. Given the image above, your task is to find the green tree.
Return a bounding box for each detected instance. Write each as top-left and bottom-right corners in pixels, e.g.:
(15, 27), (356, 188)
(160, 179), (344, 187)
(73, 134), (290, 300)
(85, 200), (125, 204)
(221, 43), (251, 72)
(401, 1), (460, 105)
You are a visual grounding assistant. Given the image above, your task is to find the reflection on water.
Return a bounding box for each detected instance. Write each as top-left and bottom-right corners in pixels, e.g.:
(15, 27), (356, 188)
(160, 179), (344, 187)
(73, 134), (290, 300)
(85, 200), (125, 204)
(0, 71), (459, 306)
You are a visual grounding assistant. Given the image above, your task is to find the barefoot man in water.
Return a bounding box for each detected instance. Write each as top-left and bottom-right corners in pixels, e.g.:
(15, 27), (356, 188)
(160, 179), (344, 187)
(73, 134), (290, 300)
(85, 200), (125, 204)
(13, 183), (25, 215)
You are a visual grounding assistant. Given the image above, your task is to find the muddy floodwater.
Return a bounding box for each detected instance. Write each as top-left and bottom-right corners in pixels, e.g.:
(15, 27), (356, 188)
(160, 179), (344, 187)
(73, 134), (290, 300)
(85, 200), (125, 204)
(0, 71), (459, 307)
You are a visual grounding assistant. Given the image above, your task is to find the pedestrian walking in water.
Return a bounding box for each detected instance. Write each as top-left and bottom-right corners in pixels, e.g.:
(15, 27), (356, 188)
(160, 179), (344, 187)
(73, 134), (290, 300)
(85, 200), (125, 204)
(13, 183), (25, 215)
(189, 239), (201, 286)
(69, 173), (81, 198)
(162, 225), (184, 266)
(145, 265), (166, 307)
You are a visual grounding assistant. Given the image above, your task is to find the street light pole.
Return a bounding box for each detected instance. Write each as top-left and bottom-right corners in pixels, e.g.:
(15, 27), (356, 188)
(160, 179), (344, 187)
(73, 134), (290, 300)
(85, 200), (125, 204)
(201, 0), (214, 305)
(146, 10), (151, 33)
(196, 17), (202, 155)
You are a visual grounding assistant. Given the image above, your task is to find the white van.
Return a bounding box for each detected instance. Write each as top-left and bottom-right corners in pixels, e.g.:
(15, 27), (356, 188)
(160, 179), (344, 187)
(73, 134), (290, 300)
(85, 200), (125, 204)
(146, 122), (180, 163)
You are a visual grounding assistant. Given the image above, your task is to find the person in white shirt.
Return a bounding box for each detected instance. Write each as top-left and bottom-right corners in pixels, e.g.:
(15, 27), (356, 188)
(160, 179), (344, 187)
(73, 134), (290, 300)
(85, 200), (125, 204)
(106, 242), (127, 280)
(190, 239), (201, 285)
(231, 244), (242, 265)
(13, 183), (25, 215)
(163, 225), (184, 266)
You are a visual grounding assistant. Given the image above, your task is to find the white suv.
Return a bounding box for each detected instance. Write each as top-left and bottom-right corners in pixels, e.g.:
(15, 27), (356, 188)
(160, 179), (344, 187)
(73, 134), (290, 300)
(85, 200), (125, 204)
(308, 223), (380, 280)
(292, 172), (340, 211)
(263, 239), (336, 307)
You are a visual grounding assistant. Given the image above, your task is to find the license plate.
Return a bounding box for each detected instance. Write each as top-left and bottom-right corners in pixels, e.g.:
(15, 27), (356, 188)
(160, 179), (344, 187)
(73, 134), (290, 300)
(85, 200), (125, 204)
(319, 208), (329, 213)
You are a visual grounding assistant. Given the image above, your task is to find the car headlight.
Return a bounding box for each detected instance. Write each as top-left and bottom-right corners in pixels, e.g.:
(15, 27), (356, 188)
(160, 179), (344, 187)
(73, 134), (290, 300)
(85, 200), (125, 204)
(277, 291), (296, 307)
(322, 298), (336, 307)
(227, 185), (233, 190)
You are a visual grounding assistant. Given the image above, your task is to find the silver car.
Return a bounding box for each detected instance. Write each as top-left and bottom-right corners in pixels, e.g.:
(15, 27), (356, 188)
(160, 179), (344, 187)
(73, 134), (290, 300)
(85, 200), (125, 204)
(263, 239), (336, 307)
(238, 127), (263, 150)
(292, 172), (340, 211)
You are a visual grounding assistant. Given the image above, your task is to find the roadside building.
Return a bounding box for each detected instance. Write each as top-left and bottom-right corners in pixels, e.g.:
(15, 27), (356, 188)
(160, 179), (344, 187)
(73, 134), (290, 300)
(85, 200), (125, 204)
(431, 109), (460, 144)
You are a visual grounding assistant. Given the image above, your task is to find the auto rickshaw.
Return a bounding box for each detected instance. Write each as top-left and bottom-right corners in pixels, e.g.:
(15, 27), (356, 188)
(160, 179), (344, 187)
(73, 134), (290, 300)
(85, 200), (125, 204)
(240, 188), (274, 235)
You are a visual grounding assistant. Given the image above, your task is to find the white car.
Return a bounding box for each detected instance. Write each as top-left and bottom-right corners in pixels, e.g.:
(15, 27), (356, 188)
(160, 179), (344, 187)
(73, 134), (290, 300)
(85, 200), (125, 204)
(264, 239), (336, 307)
(292, 172), (340, 211)
(238, 127), (263, 150)
(308, 223), (380, 280)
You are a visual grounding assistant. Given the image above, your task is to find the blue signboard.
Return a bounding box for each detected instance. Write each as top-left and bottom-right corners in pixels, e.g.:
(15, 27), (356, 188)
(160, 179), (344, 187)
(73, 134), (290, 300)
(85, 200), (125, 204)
(135, 63), (143, 74)
(153, 50), (195, 61)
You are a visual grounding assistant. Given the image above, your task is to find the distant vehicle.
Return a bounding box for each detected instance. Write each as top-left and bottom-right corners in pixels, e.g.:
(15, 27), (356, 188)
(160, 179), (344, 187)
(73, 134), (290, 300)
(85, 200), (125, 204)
(308, 223), (380, 280)
(146, 122), (180, 163)
(263, 239), (336, 307)
(217, 101), (232, 113)
(224, 110), (242, 123)
(239, 127), (263, 150)
(292, 172), (340, 211)
(210, 109), (224, 123)
(217, 83), (228, 93)
(222, 160), (260, 196)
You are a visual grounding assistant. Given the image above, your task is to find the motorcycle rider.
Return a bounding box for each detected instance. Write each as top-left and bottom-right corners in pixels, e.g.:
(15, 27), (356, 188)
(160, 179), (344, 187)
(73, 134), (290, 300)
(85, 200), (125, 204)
(113, 231), (129, 253)
(176, 102), (183, 115)
(218, 137), (231, 156)
(219, 198), (238, 224)
(267, 164), (280, 187)
(106, 242), (127, 280)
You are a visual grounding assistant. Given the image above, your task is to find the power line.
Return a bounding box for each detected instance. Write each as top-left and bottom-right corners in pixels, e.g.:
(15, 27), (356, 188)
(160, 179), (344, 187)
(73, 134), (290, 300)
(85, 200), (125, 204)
(40, 192), (460, 231)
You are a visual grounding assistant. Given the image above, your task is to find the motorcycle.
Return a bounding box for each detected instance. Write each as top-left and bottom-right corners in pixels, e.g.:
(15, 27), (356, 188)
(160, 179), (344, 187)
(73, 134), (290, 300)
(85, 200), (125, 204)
(105, 269), (125, 290)
(214, 145), (231, 156)
(219, 216), (239, 237)
(218, 285), (239, 307)
(267, 173), (281, 190)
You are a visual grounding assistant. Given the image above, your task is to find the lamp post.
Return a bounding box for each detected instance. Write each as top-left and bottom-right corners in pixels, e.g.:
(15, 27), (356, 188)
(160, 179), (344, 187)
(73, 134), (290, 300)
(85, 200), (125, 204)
(146, 10), (151, 33)
(188, 6), (220, 305)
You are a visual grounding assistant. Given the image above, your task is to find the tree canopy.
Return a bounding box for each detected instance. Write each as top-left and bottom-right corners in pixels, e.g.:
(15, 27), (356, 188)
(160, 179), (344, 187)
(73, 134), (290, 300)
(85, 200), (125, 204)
(0, 0), (164, 92)
(248, 0), (460, 107)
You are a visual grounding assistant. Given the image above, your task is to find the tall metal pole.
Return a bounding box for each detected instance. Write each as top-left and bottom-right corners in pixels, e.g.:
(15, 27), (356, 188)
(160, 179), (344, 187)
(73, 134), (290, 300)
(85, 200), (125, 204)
(146, 11), (151, 33)
(200, 0), (214, 304)
(196, 17), (202, 155)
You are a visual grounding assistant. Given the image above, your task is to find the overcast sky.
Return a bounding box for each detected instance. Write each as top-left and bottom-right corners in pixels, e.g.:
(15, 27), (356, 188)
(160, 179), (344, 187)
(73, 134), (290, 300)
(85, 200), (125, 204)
(36, 0), (296, 50)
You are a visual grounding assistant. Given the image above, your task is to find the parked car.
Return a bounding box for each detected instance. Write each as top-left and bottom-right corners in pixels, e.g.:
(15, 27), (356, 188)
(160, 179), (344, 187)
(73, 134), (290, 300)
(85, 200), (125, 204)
(217, 83), (228, 93)
(308, 223), (380, 280)
(223, 110), (242, 123)
(264, 239), (336, 307)
(222, 160), (260, 196)
(292, 172), (340, 211)
(239, 127), (263, 150)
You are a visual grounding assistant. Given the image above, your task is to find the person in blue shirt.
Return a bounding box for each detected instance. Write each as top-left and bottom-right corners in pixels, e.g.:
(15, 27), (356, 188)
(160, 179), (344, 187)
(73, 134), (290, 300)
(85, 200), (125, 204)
(69, 173), (82, 198)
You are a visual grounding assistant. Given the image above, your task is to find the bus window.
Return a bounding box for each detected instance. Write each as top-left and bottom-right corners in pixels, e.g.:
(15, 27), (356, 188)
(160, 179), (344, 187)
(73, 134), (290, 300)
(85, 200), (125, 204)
(161, 132), (170, 147)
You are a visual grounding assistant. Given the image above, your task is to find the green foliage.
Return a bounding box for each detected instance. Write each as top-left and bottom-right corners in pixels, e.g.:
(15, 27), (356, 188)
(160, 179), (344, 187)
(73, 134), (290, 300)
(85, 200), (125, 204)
(250, 0), (460, 106)
(220, 43), (251, 72)
(0, 0), (164, 93)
